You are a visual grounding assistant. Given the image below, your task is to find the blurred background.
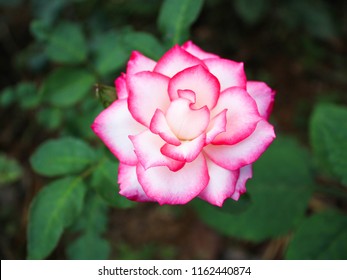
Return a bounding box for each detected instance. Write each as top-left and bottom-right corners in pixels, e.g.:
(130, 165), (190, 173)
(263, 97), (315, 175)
(0, 0), (346, 260)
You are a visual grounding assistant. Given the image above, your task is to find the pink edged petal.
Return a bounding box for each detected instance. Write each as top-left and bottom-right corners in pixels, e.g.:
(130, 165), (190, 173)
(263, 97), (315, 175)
(178, 89), (196, 103)
(130, 130), (184, 171)
(168, 65), (220, 109)
(206, 109), (227, 144)
(166, 98), (210, 140)
(247, 81), (276, 119)
(137, 154), (209, 205)
(114, 73), (128, 99)
(126, 51), (156, 75)
(149, 109), (181, 146)
(231, 164), (253, 201)
(204, 58), (247, 91)
(212, 87), (261, 145)
(161, 133), (206, 163)
(118, 163), (155, 202)
(127, 71), (170, 127)
(181, 41), (219, 60)
(91, 99), (145, 165)
(198, 157), (239, 207)
(204, 120), (276, 170)
(154, 45), (205, 77)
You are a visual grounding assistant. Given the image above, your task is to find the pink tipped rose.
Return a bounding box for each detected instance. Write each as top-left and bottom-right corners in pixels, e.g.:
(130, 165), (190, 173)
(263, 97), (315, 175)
(92, 41), (275, 206)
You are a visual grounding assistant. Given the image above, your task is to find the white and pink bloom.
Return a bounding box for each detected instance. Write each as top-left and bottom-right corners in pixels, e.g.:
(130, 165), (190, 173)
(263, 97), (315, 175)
(92, 41), (275, 206)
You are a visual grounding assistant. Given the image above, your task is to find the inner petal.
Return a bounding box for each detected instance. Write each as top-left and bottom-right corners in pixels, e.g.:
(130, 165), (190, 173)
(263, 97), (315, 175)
(178, 89), (196, 103)
(161, 133), (206, 163)
(168, 65), (220, 110)
(205, 109), (227, 144)
(166, 98), (210, 140)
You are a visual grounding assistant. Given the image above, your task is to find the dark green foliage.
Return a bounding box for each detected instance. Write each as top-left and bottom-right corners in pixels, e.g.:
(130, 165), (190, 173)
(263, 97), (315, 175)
(0, 82), (40, 109)
(41, 67), (96, 107)
(0, 154), (22, 185)
(27, 177), (86, 259)
(45, 21), (88, 64)
(91, 31), (129, 77)
(67, 233), (111, 260)
(122, 31), (165, 60)
(310, 104), (347, 186)
(67, 195), (111, 260)
(286, 211), (347, 259)
(158, 0), (204, 45)
(30, 137), (96, 177)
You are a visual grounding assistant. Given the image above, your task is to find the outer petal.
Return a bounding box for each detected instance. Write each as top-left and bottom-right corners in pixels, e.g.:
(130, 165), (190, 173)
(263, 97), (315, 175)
(126, 51), (156, 75)
(198, 157), (239, 207)
(166, 98), (210, 140)
(212, 87), (261, 145)
(150, 109), (181, 146)
(204, 120), (276, 170)
(137, 154), (209, 205)
(206, 109), (227, 144)
(204, 58), (246, 91)
(92, 99), (145, 165)
(182, 41), (219, 60)
(114, 73), (128, 99)
(161, 133), (206, 163)
(130, 130), (184, 171)
(168, 65), (220, 110)
(127, 71), (170, 127)
(154, 45), (205, 77)
(118, 163), (155, 202)
(231, 164), (253, 201)
(247, 81), (275, 119)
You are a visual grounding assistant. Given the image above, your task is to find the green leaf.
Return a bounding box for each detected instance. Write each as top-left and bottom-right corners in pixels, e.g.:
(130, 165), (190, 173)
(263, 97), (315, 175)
(0, 87), (15, 107)
(92, 31), (128, 76)
(0, 154), (22, 185)
(37, 107), (63, 130)
(91, 158), (136, 208)
(158, 0), (204, 45)
(42, 67), (96, 107)
(286, 211), (347, 259)
(1, 83), (40, 109)
(194, 136), (313, 242)
(63, 98), (102, 139)
(27, 176), (86, 259)
(30, 20), (50, 41)
(233, 0), (269, 25)
(67, 233), (110, 260)
(122, 31), (165, 60)
(67, 192), (110, 259)
(73, 194), (108, 234)
(30, 137), (96, 177)
(16, 42), (48, 72)
(310, 104), (347, 186)
(15, 82), (41, 109)
(46, 21), (88, 64)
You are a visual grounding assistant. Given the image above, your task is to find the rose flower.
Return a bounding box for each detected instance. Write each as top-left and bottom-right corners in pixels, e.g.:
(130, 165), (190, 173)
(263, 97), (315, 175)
(92, 41), (275, 206)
